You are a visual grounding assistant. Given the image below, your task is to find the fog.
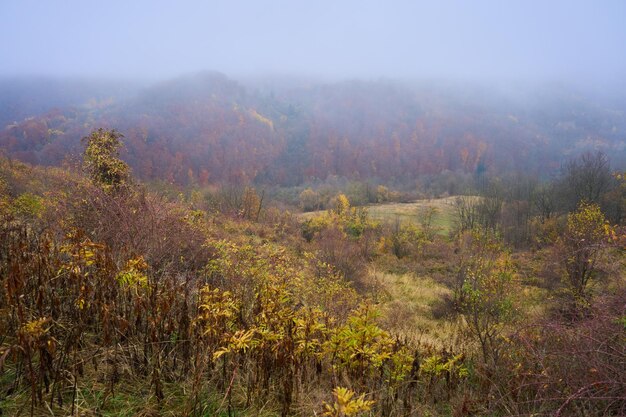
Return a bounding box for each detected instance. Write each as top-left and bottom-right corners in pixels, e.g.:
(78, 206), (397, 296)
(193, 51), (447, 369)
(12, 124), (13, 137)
(1, 0), (625, 87)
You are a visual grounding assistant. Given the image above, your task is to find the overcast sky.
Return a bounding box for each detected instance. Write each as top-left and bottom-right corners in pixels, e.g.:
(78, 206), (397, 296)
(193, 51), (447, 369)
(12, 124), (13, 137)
(1, 0), (625, 84)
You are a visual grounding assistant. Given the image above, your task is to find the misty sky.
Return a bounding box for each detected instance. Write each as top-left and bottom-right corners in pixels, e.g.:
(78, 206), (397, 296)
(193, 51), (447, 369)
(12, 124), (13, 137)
(1, 0), (625, 83)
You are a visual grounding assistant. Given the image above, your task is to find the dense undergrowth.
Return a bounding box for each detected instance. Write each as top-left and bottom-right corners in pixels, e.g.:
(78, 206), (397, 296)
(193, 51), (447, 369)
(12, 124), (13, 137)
(0, 135), (625, 416)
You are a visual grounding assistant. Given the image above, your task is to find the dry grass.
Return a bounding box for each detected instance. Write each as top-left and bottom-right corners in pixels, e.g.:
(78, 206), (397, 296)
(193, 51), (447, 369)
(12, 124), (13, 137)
(365, 197), (458, 231)
(370, 270), (464, 349)
(301, 196), (461, 234)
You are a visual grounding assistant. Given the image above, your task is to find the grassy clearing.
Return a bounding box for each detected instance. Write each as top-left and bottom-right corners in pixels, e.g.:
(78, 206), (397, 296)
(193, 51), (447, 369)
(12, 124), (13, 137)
(365, 197), (458, 232)
(301, 196), (460, 235)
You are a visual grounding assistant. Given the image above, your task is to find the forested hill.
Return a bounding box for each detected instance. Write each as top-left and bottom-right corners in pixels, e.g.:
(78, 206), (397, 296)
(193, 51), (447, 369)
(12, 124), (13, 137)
(1, 72), (625, 186)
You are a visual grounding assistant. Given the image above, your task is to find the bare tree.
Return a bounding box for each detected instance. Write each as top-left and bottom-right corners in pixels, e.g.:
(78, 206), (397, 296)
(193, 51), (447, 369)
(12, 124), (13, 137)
(560, 151), (612, 210)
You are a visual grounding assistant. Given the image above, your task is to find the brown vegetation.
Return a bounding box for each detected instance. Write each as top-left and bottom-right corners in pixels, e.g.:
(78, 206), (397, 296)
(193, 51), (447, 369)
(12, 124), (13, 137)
(0, 133), (624, 416)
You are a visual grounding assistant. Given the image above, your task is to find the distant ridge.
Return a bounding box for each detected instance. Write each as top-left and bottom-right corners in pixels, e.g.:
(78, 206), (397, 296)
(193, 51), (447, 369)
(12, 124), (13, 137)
(1, 73), (625, 185)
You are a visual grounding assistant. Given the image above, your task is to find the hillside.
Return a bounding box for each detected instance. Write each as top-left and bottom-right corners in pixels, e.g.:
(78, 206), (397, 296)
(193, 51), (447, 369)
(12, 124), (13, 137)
(1, 146), (624, 416)
(2, 73), (626, 186)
